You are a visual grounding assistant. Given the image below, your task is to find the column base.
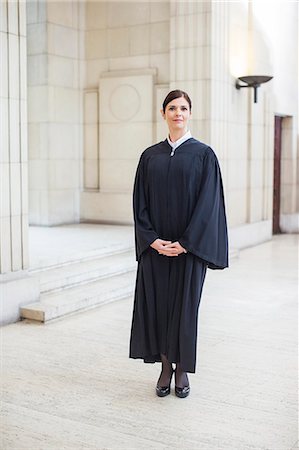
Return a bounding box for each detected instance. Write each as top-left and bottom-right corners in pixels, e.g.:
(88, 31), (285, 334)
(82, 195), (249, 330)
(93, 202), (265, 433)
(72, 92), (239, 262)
(0, 271), (39, 326)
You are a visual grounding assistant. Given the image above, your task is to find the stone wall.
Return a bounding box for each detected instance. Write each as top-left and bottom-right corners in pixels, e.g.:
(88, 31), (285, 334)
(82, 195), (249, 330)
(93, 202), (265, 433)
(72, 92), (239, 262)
(24, 0), (299, 234)
(81, 1), (170, 223)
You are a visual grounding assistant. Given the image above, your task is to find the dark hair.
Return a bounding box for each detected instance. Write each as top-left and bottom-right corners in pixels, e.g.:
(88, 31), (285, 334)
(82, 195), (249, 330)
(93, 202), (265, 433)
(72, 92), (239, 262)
(162, 89), (192, 113)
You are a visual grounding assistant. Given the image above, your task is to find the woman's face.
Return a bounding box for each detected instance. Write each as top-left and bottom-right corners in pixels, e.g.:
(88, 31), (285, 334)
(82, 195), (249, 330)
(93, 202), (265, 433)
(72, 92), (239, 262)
(161, 96), (191, 134)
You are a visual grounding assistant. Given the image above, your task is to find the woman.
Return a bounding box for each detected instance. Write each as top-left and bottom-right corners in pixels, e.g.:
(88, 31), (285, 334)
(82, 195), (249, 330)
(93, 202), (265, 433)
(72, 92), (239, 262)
(129, 89), (228, 398)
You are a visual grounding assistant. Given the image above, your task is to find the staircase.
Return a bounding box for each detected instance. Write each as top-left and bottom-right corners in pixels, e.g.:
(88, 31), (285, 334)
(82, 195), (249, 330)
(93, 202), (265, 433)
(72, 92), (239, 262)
(20, 246), (137, 323)
(21, 220), (239, 323)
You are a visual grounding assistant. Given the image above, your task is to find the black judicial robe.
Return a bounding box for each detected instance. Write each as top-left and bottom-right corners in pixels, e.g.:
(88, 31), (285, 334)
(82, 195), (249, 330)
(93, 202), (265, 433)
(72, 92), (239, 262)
(129, 137), (228, 373)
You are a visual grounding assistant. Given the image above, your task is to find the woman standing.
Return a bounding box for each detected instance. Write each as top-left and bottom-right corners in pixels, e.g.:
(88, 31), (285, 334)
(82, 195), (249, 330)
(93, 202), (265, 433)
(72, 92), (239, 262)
(129, 90), (228, 398)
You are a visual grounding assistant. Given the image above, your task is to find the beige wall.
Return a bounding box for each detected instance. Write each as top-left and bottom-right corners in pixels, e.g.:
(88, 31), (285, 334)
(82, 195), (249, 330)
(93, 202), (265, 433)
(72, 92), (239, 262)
(81, 1), (170, 223)
(25, 0), (299, 235)
(80, 1), (298, 239)
(84, 1), (170, 87)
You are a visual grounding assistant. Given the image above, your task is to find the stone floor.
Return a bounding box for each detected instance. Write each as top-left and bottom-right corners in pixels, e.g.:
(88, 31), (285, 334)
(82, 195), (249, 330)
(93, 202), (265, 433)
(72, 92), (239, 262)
(1, 234), (298, 450)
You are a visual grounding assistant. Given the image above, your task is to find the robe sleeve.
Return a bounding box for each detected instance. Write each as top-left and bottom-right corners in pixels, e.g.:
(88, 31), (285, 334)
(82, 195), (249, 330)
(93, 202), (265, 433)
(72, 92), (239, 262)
(133, 153), (159, 262)
(178, 147), (229, 270)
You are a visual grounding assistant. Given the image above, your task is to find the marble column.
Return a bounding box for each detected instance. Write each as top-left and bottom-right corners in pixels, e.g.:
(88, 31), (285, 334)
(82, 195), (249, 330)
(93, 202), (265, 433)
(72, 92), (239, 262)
(27, 0), (84, 225)
(169, 1), (276, 247)
(0, 0), (39, 325)
(169, 1), (229, 206)
(169, 1), (211, 143)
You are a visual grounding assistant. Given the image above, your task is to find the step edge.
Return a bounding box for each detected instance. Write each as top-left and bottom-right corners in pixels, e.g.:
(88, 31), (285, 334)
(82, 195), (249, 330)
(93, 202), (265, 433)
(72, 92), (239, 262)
(30, 270), (136, 304)
(20, 286), (134, 322)
(44, 292), (133, 323)
(40, 265), (137, 294)
(29, 246), (135, 274)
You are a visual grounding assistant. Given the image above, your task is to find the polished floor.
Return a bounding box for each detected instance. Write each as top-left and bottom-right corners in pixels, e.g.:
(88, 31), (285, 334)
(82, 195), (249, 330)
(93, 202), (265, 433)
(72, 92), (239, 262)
(1, 233), (298, 450)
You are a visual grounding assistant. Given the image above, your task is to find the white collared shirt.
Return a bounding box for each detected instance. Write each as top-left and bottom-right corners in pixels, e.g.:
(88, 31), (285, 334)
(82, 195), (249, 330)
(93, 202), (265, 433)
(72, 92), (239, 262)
(167, 130), (192, 156)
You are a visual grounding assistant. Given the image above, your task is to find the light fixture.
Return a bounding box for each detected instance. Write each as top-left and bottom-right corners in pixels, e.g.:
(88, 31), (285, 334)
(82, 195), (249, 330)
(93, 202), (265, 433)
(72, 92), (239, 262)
(235, 75), (273, 103)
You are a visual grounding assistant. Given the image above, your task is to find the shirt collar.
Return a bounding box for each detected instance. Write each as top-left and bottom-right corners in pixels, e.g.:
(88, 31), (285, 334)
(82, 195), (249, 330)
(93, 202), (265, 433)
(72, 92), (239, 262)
(167, 130), (192, 149)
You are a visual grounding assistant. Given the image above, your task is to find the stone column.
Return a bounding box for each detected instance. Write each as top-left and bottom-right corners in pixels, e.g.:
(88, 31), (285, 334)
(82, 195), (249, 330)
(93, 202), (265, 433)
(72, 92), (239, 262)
(0, 0), (39, 325)
(245, 2), (274, 240)
(27, 0), (84, 225)
(169, 1), (275, 247)
(169, 1), (211, 143)
(169, 1), (229, 199)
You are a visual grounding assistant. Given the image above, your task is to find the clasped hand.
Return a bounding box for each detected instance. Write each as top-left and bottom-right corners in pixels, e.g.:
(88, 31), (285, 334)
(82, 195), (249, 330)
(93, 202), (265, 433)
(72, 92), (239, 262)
(150, 239), (187, 257)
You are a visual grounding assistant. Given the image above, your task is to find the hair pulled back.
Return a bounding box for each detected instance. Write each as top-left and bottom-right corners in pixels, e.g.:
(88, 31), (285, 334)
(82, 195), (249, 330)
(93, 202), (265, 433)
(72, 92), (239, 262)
(162, 89), (192, 113)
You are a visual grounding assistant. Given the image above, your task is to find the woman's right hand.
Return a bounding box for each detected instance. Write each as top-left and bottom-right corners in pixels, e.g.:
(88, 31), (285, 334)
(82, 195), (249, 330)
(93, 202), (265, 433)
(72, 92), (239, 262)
(150, 239), (180, 257)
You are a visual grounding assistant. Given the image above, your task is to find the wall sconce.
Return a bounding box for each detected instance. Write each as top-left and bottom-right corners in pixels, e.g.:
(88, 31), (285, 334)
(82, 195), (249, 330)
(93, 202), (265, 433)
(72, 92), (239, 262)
(235, 75), (273, 103)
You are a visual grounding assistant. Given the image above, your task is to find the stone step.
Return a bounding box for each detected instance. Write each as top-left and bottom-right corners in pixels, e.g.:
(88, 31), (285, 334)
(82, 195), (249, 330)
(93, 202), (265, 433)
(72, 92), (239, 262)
(20, 270), (136, 323)
(29, 243), (134, 272)
(21, 247), (238, 323)
(36, 249), (136, 294)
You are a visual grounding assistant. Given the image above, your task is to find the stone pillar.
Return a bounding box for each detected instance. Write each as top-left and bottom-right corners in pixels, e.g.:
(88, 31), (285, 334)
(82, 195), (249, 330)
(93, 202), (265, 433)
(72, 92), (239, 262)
(245, 2), (274, 237)
(169, 1), (229, 197)
(27, 0), (84, 225)
(169, 1), (275, 247)
(212, 1), (274, 245)
(0, 0), (39, 325)
(169, 1), (211, 143)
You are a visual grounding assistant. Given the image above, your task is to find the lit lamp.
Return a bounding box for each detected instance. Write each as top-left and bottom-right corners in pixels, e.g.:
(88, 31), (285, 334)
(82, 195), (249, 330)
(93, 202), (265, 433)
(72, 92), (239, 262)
(235, 75), (273, 103)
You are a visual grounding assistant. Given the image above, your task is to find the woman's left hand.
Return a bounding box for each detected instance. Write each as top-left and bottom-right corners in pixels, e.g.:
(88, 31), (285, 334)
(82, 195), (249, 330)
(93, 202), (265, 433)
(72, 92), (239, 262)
(162, 241), (187, 256)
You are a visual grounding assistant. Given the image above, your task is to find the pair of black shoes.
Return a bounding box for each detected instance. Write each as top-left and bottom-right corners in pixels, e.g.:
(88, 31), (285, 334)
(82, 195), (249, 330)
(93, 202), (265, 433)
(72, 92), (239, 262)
(156, 368), (190, 398)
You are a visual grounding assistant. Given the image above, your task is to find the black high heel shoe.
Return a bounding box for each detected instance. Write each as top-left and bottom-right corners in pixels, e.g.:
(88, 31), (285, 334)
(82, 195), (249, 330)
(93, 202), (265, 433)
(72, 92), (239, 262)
(175, 385), (190, 398)
(174, 369), (190, 398)
(156, 368), (174, 397)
